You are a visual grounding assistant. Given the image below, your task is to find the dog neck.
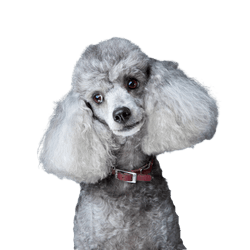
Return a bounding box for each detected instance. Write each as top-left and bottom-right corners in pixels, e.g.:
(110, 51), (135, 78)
(113, 130), (151, 171)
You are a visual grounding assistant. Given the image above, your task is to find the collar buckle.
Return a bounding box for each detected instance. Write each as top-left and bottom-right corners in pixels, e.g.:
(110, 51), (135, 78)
(115, 169), (137, 183)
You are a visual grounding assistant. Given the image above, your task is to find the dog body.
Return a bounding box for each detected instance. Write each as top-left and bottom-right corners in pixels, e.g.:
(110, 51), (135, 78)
(39, 38), (218, 249)
(74, 158), (185, 250)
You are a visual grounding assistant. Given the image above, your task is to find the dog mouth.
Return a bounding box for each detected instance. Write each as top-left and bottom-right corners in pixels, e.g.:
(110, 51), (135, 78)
(113, 118), (145, 137)
(120, 120), (143, 131)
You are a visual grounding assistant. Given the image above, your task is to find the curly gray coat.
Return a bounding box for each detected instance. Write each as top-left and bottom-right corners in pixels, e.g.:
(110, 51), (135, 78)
(39, 38), (218, 249)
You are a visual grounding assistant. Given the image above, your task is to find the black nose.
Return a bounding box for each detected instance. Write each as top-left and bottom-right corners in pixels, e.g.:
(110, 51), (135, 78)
(113, 107), (131, 124)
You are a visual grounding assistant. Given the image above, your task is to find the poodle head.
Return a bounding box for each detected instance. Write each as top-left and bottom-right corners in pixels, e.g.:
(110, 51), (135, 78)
(73, 38), (150, 138)
(39, 38), (218, 183)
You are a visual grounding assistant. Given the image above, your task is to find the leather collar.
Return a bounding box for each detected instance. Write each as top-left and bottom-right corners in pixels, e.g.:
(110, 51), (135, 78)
(112, 158), (153, 183)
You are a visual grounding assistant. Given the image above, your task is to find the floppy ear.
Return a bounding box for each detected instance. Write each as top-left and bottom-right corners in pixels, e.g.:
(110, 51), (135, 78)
(38, 89), (114, 183)
(142, 59), (218, 155)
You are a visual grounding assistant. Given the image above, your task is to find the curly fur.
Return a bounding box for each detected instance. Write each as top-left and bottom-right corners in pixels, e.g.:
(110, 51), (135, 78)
(39, 38), (218, 249)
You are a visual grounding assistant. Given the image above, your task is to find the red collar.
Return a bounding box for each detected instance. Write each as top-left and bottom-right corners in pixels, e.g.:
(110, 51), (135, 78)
(112, 158), (153, 183)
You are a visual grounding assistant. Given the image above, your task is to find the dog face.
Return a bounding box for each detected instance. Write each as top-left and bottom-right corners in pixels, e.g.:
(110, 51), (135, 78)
(81, 66), (150, 137)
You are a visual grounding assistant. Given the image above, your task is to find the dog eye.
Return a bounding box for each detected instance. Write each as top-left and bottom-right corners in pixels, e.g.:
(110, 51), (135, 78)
(127, 79), (139, 89)
(93, 93), (104, 104)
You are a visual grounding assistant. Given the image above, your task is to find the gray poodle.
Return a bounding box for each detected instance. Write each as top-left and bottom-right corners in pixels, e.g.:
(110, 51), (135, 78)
(39, 38), (218, 250)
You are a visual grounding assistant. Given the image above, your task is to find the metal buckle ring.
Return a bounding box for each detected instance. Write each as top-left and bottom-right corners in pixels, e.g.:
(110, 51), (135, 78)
(139, 161), (151, 174)
(115, 169), (137, 183)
